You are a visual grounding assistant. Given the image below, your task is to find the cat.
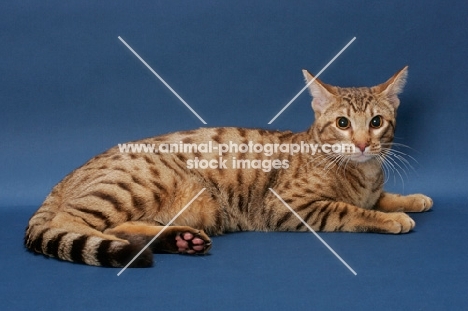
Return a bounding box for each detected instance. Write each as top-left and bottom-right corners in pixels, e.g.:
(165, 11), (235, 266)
(24, 66), (432, 267)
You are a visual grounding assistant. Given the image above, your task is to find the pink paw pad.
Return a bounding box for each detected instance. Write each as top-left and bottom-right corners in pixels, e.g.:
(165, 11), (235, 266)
(175, 232), (208, 254)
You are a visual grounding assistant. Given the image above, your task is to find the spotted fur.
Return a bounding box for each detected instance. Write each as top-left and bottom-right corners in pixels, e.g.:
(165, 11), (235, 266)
(25, 66), (432, 267)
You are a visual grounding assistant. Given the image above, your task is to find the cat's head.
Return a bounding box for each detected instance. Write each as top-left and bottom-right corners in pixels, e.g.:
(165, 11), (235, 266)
(303, 67), (408, 163)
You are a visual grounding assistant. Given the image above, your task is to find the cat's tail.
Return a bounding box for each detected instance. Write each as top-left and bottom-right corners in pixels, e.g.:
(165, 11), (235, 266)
(24, 192), (153, 268)
(24, 225), (153, 268)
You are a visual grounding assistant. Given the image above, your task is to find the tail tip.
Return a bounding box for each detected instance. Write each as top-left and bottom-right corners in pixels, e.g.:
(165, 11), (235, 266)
(115, 236), (154, 268)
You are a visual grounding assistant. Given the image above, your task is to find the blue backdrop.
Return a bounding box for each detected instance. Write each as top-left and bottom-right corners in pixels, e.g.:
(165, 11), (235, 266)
(1, 1), (467, 310)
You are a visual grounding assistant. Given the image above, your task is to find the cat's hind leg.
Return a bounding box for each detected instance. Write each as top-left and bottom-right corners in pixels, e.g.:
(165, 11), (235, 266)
(104, 221), (212, 255)
(375, 192), (433, 213)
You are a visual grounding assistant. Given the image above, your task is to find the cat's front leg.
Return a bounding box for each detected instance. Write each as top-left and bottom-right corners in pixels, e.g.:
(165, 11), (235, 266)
(270, 198), (416, 234)
(375, 192), (433, 213)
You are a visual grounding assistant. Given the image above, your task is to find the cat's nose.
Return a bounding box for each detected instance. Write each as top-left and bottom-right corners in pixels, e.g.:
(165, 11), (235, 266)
(355, 142), (368, 153)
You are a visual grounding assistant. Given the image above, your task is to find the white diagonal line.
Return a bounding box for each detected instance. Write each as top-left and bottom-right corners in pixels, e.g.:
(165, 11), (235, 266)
(118, 36), (207, 124)
(117, 188), (206, 276)
(268, 37), (356, 124)
(269, 188), (357, 276)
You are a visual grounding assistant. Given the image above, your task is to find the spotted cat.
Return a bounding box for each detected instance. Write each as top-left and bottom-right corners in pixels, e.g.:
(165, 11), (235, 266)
(25, 66), (432, 267)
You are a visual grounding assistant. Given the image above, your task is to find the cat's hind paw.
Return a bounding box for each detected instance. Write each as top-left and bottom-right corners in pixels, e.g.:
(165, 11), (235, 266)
(175, 230), (212, 254)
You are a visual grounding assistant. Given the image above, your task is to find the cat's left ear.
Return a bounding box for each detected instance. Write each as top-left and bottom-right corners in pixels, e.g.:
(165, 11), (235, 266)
(373, 66), (408, 109)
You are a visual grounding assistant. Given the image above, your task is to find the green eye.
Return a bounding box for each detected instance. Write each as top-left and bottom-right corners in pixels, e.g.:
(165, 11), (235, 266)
(336, 117), (350, 129)
(370, 116), (383, 129)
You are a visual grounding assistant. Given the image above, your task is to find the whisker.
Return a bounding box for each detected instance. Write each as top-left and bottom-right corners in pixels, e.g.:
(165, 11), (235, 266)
(380, 147), (419, 162)
(386, 154), (409, 178)
(379, 151), (406, 187)
(380, 148), (417, 174)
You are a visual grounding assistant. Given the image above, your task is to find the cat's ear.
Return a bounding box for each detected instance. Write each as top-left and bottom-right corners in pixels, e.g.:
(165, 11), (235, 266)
(302, 69), (337, 115)
(374, 66), (408, 109)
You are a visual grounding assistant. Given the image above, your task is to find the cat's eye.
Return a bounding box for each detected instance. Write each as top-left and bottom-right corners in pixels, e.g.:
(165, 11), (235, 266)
(336, 117), (350, 130)
(370, 115), (383, 129)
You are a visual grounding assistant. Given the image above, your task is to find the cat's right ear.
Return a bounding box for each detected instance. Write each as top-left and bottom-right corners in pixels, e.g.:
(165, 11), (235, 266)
(302, 70), (336, 116)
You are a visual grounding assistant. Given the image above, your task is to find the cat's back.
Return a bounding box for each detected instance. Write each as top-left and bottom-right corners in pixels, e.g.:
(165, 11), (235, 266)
(54, 126), (297, 203)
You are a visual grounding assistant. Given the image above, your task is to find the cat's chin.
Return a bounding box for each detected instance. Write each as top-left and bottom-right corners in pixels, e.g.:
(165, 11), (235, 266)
(350, 154), (373, 163)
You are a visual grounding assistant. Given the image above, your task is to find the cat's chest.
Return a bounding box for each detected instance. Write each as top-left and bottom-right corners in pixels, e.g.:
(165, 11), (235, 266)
(338, 165), (383, 209)
(276, 165), (383, 210)
(347, 180), (381, 209)
(298, 163), (383, 209)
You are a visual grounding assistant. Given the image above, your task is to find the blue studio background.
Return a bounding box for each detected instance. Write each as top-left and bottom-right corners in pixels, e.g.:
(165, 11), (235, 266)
(1, 1), (467, 310)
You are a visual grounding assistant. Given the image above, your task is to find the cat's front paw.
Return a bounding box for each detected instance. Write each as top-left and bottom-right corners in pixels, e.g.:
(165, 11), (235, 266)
(385, 212), (415, 234)
(405, 194), (433, 212)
